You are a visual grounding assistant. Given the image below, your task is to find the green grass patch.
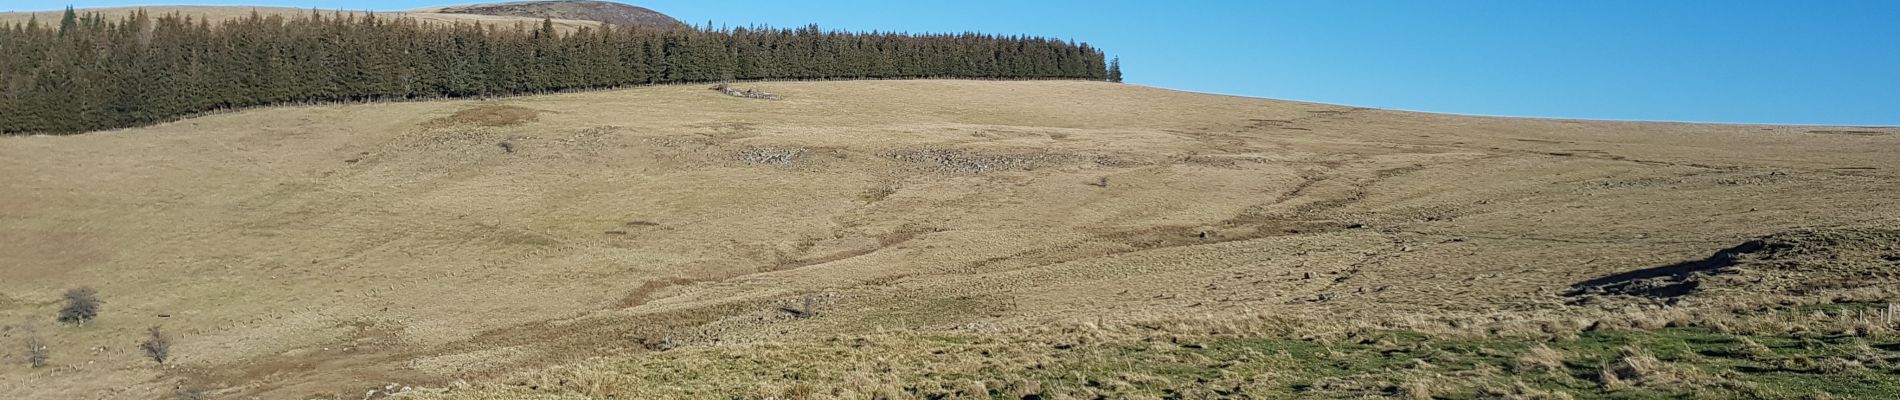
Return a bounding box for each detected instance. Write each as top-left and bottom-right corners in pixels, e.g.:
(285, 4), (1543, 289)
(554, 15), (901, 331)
(973, 327), (1900, 399)
(485, 326), (1900, 399)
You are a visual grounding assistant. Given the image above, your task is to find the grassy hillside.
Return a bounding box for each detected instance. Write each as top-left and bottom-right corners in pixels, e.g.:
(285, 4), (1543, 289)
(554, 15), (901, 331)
(418, 0), (685, 29)
(1, 80), (1897, 399)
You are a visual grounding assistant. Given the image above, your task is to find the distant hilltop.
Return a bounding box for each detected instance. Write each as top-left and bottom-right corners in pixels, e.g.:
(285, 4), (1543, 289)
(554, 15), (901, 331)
(418, 0), (686, 29)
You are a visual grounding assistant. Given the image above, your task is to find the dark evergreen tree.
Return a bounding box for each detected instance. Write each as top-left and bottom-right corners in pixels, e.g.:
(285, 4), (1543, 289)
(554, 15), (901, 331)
(0, 11), (1111, 134)
(1108, 57), (1123, 83)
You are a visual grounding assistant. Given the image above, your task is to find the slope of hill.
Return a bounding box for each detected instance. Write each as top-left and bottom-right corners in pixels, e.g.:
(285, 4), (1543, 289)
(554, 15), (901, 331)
(1, 80), (1897, 399)
(419, 0), (685, 29)
(0, 5), (607, 31)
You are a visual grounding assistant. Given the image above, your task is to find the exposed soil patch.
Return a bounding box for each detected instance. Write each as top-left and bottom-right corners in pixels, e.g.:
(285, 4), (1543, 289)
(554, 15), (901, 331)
(429, 105), (544, 127)
(174, 320), (436, 400)
(1808, 129), (1891, 136)
(618, 278), (698, 308)
(1567, 241), (1765, 300)
(1568, 228), (1900, 303)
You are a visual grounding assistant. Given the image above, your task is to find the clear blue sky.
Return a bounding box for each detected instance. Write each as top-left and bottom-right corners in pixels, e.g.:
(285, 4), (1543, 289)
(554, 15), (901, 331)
(9, 0), (1899, 125)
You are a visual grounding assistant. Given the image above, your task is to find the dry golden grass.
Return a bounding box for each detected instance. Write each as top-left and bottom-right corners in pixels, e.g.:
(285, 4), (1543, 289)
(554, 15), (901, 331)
(1, 80), (1897, 399)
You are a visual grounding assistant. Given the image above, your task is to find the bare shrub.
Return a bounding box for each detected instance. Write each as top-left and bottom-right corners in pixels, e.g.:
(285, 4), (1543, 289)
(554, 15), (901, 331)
(25, 337), (48, 368)
(141, 326), (171, 364)
(58, 287), (100, 324)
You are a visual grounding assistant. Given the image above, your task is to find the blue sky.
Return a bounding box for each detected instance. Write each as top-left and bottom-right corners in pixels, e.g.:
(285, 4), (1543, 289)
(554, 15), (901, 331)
(8, 1), (1899, 125)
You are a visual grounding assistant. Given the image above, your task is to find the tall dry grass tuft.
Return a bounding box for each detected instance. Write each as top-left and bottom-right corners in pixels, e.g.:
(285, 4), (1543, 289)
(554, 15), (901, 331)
(1514, 344), (1567, 374)
(1601, 347), (1666, 390)
(778, 382), (817, 400)
(1476, 381), (1577, 400)
(1735, 337), (1776, 361)
(1396, 379), (1437, 400)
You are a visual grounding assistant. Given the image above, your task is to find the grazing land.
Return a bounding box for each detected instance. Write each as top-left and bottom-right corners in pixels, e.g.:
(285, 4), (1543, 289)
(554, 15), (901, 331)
(2, 80), (1898, 399)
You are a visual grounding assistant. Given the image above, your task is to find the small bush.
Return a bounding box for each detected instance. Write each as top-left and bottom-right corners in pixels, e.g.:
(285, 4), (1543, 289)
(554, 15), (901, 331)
(25, 337), (48, 368)
(141, 326), (171, 364)
(58, 287), (100, 324)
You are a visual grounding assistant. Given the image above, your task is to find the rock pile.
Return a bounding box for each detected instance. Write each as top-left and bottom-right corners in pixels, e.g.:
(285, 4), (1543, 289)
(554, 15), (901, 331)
(737, 147), (804, 165)
(711, 83), (780, 100)
(887, 148), (1060, 174)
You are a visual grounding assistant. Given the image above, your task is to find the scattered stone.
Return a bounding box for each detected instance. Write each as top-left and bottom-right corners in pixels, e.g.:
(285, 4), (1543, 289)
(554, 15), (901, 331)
(710, 83), (780, 100)
(886, 148), (1058, 174)
(736, 147), (804, 166)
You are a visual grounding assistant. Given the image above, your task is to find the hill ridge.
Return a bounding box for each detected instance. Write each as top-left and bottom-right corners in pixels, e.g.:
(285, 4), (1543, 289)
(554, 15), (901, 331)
(419, 0), (685, 29)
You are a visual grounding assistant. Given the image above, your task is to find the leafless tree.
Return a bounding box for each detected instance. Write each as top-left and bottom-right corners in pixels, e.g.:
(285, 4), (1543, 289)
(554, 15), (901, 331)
(25, 337), (48, 368)
(58, 287), (100, 324)
(141, 326), (171, 364)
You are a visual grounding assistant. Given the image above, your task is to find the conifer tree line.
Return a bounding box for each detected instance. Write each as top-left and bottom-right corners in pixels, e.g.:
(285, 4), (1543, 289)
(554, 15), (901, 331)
(0, 8), (1111, 134)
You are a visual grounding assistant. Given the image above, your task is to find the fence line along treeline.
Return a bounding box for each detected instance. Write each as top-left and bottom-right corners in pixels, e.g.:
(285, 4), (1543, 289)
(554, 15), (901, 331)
(0, 8), (1112, 134)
